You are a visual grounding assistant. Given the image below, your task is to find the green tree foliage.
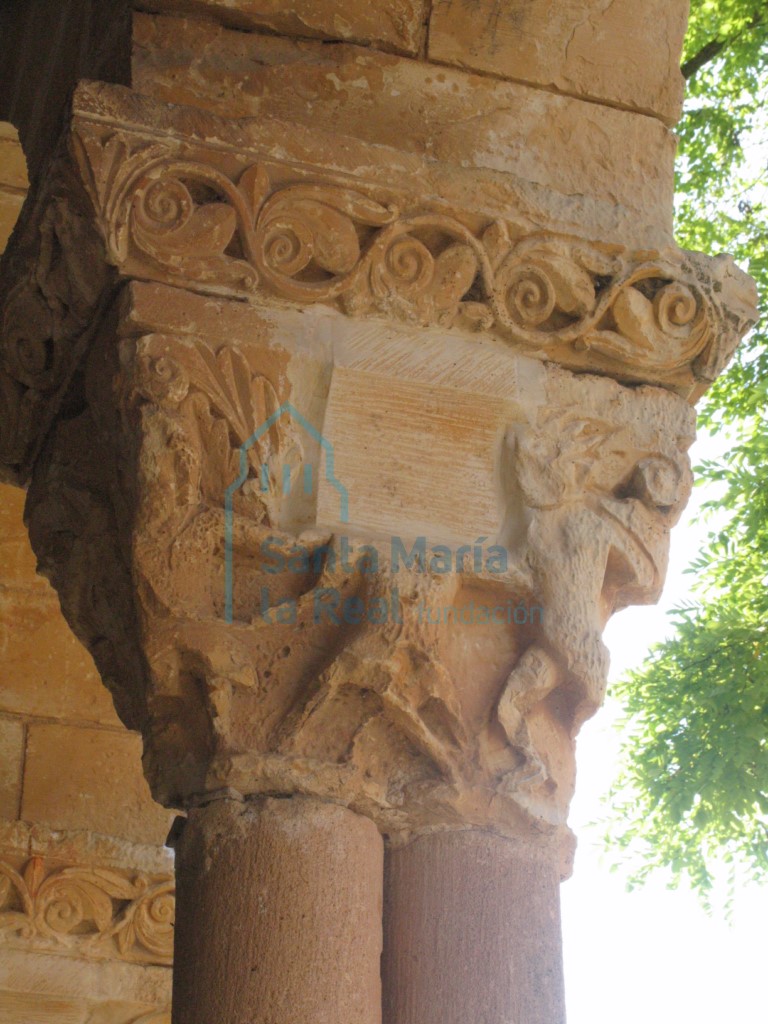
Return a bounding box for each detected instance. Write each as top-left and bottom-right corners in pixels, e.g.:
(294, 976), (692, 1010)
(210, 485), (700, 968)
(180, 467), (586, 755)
(606, 0), (768, 902)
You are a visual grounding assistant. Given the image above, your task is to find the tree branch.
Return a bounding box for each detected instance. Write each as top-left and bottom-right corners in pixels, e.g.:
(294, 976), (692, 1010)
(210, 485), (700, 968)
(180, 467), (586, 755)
(682, 38), (728, 79)
(682, 14), (765, 80)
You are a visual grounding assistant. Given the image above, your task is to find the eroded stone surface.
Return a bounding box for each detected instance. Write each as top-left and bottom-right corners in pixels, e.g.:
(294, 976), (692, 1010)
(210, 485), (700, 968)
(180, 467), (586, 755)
(138, 0), (429, 55)
(22, 281), (697, 850)
(428, 0), (688, 126)
(132, 14), (678, 246)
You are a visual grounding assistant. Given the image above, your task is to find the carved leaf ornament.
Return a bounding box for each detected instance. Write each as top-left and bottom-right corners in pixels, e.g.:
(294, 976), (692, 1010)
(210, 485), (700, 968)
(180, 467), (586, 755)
(134, 334), (302, 520)
(0, 856), (174, 964)
(98, 152), (713, 374)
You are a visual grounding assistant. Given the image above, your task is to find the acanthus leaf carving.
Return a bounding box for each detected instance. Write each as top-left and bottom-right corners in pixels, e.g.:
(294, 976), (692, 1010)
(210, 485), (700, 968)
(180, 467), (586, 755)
(0, 857), (174, 965)
(68, 121), (756, 392)
(131, 333), (303, 529)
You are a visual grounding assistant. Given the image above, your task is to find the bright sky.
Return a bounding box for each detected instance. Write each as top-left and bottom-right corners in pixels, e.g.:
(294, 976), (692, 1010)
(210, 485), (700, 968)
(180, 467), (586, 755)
(561, 428), (768, 1024)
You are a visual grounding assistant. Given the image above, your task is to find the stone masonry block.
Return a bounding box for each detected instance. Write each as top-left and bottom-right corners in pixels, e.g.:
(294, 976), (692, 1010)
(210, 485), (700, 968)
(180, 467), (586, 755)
(20, 723), (174, 845)
(427, 0), (687, 126)
(0, 716), (24, 819)
(0, 586), (121, 725)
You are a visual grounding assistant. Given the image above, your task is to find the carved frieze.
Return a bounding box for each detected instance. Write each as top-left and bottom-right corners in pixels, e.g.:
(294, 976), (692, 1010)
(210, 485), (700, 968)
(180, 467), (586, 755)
(71, 115), (755, 390)
(0, 855), (174, 965)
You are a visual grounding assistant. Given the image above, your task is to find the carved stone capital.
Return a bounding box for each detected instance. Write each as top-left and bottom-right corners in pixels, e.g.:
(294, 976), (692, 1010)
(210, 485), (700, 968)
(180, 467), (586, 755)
(22, 277), (696, 852)
(0, 75), (755, 852)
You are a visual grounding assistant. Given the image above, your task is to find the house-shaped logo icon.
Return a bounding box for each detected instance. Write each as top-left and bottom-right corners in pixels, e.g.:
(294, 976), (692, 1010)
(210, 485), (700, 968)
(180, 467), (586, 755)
(224, 403), (349, 623)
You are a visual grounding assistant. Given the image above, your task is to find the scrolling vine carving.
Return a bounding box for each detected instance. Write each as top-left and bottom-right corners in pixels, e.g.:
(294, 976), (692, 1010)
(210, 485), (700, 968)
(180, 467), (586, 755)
(72, 131), (756, 386)
(0, 856), (174, 965)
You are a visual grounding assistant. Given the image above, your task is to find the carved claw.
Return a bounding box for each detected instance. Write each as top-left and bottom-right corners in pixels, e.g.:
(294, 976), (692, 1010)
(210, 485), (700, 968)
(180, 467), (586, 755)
(497, 645), (561, 786)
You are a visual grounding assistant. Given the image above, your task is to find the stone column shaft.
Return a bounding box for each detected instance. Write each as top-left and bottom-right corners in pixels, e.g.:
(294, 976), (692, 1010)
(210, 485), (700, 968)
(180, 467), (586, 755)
(383, 831), (565, 1024)
(173, 796), (383, 1024)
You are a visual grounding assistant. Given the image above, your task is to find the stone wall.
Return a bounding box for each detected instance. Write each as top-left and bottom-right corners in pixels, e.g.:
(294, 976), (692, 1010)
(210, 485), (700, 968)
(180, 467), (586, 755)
(0, 120), (172, 1024)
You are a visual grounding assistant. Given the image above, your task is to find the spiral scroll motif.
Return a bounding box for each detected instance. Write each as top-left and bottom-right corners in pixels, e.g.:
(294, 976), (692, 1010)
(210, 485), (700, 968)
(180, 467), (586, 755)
(134, 177), (195, 236)
(374, 235), (435, 297)
(131, 881), (175, 959)
(135, 352), (191, 408)
(261, 217), (314, 277)
(496, 262), (556, 328)
(38, 879), (87, 935)
(654, 282), (702, 337)
(0, 857), (175, 965)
